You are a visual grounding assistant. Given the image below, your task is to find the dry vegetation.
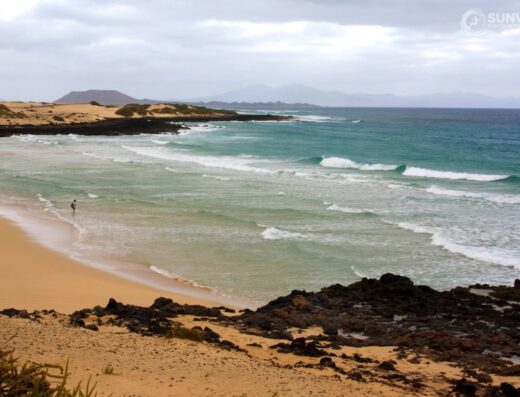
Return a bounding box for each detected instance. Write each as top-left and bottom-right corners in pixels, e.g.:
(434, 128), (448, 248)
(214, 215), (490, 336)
(0, 340), (96, 397)
(0, 101), (236, 126)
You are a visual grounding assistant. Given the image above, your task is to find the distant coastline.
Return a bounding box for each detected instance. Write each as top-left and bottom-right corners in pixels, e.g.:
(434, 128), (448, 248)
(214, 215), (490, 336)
(0, 114), (290, 137)
(0, 101), (290, 137)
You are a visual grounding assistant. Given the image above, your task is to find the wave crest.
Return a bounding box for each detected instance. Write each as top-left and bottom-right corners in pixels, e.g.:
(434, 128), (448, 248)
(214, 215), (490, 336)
(403, 166), (509, 182)
(122, 146), (274, 174)
(261, 227), (304, 241)
(326, 203), (374, 215)
(397, 222), (520, 269)
(320, 156), (399, 171)
(426, 185), (520, 204)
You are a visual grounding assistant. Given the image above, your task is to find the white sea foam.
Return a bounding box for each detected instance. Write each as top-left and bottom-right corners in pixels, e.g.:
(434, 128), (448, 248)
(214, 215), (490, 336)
(35, 194), (86, 237)
(12, 134), (58, 145)
(426, 185), (520, 204)
(81, 151), (147, 164)
(403, 166), (509, 182)
(122, 146), (274, 174)
(87, 193), (99, 198)
(350, 265), (368, 278)
(12, 134), (38, 143)
(352, 120), (362, 124)
(261, 227), (305, 241)
(149, 265), (209, 289)
(296, 115), (332, 123)
(202, 174), (232, 181)
(152, 140), (169, 145)
(397, 222), (520, 269)
(179, 123), (224, 135)
(326, 203), (370, 214)
(36, 193), (54, 211)
(320, 156), (398, 171)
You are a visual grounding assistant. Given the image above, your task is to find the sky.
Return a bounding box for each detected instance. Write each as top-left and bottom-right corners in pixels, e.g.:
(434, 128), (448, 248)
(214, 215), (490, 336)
(1, 0), (520, 101)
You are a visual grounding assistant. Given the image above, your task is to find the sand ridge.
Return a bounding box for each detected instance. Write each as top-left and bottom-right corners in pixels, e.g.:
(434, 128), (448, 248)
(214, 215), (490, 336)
(0, 102), (234, 126)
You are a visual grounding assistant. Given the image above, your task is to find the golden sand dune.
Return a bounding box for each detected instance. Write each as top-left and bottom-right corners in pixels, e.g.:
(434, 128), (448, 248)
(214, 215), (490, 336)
(0, 101), (234, 126)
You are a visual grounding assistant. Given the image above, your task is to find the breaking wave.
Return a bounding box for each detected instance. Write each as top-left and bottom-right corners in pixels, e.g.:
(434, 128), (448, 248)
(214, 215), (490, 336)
(426, 186), (520, 204)
(261, 227), (305, 241)
(397, 222), (520, 269)
(403, 166), (509, 182)
(320, 156), (399, 171)
(295, 115), (332, 123)
(122, 146), (274, 174)
(325, 203), (375, 215)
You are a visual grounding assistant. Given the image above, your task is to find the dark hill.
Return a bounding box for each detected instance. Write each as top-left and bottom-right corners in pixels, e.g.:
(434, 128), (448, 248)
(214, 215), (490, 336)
(54, 89), (149, 105)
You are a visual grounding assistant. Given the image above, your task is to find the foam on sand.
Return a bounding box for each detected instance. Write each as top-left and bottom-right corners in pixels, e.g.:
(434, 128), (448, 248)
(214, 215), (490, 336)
(397, 222), (520, 269)
(320, 156), (399, 171)
(403, 166), (509, 182)
(149, 265), (210, 290)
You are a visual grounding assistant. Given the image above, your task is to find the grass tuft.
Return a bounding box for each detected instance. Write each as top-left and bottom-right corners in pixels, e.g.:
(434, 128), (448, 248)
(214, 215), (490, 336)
(0, 338), (97, 396)
(0, 104), (26, 119)
(102, 364), (117, 376)
(166, 326), (203, 342)
(115, 104), (150, 117)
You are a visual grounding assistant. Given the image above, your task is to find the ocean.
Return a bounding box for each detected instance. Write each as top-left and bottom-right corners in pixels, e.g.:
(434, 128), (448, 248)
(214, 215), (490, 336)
(1, 107), (519, 306)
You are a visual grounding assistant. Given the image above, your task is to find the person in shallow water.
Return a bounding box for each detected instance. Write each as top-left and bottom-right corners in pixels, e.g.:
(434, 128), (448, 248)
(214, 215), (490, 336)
(70, 199), (77, 214)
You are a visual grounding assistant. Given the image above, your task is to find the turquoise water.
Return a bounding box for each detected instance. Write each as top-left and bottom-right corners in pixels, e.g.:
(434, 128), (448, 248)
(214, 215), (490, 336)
(1, 108), (519, 305)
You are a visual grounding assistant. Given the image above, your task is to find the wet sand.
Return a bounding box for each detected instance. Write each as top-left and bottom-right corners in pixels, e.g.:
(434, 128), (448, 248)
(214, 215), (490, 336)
(0, 215), (222, 313)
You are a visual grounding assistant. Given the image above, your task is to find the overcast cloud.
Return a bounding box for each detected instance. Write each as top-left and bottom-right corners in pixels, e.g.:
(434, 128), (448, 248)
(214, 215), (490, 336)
(1, 0), (520, 101)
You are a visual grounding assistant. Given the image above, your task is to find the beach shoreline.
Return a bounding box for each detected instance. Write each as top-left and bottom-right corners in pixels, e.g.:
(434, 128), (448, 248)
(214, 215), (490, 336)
(0, 204), (238, 313)
(0, 101), (290, 137)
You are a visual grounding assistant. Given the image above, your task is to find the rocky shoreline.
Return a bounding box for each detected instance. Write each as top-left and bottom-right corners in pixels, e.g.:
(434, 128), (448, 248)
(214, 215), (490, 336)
(0, 113), (289, 137)
(2, 274), (519, 396)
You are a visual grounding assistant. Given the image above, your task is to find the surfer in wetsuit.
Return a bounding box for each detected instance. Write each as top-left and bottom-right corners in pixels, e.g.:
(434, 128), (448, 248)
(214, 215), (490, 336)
(71, 199), (77, 214)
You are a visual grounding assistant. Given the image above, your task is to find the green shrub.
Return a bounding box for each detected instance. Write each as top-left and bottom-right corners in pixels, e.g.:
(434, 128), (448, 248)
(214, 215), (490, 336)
(89, 101), (102, 106)
(52, 115), (65, 122)
(151, 106), (177, 114)
(115, 104), (150, 117)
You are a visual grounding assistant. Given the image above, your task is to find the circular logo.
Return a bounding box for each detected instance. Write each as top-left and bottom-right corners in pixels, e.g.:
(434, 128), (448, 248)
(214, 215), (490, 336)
(460, 9), (487, 33)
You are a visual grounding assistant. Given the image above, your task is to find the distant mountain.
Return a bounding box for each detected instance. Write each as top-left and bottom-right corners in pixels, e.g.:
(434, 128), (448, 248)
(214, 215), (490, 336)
(187, 84), (520, 108)
(189, 101), (320, 110)
(54, 90), (153, 105)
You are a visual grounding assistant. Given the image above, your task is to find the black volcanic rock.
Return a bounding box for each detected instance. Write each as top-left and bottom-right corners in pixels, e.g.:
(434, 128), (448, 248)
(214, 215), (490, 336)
(228, 274), (520, 372)
(0, 114), (290, 137)
(70, 298), (227, 336)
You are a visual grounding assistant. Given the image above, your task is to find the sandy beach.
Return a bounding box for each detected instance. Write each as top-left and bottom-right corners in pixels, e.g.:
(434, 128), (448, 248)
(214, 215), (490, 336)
(0, 214), (221, 313)
(0, 214), (433, 396)
(1, 208), (519, 396)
